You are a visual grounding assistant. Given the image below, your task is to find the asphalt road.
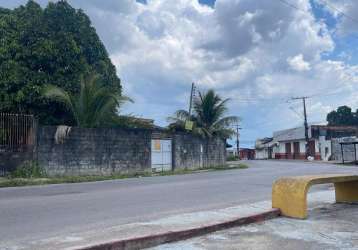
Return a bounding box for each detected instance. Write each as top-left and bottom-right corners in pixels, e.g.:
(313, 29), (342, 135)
(0, 160), (357, 247)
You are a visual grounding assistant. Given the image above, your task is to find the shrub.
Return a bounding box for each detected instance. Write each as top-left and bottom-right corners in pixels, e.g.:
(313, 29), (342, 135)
(227, 155), (239, 161)
(11, 161), (46, 178)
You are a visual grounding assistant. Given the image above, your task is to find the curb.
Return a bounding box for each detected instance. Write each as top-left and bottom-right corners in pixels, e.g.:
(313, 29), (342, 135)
(77, 208), (281, 250)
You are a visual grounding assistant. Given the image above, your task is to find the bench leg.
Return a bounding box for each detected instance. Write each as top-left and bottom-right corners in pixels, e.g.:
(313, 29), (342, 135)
(272, 180), (309, 219)
(335, 181), (358, 203)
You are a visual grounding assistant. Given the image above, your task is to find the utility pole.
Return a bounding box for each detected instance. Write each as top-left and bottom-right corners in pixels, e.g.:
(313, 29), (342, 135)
(236, 124), (242, 159)
(185, 83), (196, 131)
(188, 83), (196, 116)
(291, 96), (310, 159)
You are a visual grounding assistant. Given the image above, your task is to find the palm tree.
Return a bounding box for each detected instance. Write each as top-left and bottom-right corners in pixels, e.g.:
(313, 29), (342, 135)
(168, 89), (239, 139)
(43, 73), (132, 128)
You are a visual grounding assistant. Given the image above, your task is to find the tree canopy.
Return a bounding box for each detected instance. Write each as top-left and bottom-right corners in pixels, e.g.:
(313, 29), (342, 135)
(168, 89), (239, 139)
(0, 0), (121, 125)
(327, 106), (358, 126)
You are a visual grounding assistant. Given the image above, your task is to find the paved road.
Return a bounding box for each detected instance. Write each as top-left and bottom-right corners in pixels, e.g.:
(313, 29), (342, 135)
(0, 160), (356, 247)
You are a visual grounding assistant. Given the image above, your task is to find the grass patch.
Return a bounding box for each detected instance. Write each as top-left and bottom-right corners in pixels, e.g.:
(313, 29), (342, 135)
(336, 162), (358, 167)
(230, 163), (249, 169)
(0, 172), (151, 188)
(155, 163), (249, 176)
(0, 163), (249, 188)
(226, 155), (239, 161)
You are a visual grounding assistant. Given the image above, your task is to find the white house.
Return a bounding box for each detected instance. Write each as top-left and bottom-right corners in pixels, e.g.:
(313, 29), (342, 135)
(226, 148), (239, 157)
(273, 125), (358, 161)
(255, 137), (278, 159)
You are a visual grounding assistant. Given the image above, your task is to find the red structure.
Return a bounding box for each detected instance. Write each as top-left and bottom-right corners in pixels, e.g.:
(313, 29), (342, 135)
(240, 148), (255, 160)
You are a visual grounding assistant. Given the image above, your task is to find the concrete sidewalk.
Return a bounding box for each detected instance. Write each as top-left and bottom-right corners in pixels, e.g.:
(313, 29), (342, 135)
(151, 191), (358, 250)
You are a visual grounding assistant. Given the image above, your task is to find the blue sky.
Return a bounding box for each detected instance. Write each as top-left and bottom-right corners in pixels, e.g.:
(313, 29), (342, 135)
(199, 0), (216, 6)
(1, 0), (357, 148)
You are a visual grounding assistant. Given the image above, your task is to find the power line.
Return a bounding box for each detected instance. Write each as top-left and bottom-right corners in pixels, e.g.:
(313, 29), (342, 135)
(235, 96), (291, 104)
(319, 0), (358, 25)
(233, 73), (357, 104)
(235, 74), (357, 104)
(308, 75), (358, 98)
(289, 106), (304, 119)
(241, 120), (280, 129)
(277, 0), (358, 38)
(277, 0), (305, 12)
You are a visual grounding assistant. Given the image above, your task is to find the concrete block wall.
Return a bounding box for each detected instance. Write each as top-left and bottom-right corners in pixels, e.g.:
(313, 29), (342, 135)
(173, 132), (226, 170)
(0, 126), (228, 176)
(0, 147), (34, 176)
(331, 138), (357, 162)
(37, 126), (152, 176)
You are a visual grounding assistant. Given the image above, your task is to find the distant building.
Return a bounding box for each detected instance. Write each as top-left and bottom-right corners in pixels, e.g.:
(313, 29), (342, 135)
(273, 125), (358, 161)
(240, 148), (255, 160)
(255, 137), (278, 159)
(331, 136), (358, 163)
(227, 148), (239, 157)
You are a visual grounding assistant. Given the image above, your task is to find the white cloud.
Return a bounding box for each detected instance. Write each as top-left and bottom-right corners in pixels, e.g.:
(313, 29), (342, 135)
(314, 0), (358, 36)
(52, 0), (358, 130)
(287, 54), (311, 71)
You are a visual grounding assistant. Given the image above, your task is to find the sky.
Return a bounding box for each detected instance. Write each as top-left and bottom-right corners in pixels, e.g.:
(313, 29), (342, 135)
(1, 0), (358, 148)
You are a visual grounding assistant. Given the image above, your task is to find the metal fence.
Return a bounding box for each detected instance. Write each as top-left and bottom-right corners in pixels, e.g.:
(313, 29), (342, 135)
(0, 113), (36, 152)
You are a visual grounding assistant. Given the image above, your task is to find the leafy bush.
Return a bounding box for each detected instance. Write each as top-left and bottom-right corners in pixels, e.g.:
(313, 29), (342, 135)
(227, 155), (239, 161)
(11, 161), (46, 178)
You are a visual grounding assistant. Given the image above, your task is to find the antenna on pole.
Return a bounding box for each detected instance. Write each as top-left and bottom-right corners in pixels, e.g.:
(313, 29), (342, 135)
(188, 82), (195, 116)
(185, 83), (196, 131)
(236, 124), (242, 159)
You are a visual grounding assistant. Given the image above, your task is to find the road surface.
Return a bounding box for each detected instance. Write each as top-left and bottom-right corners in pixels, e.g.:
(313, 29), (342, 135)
(0, 160), (356, 248)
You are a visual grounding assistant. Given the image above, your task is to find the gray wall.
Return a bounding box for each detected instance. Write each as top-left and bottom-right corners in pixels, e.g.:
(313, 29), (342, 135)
(37, 126), (152, 176)
(331, 138), (358, 162)
(1, 126), (227, 177)
(0, 147), (34, 176)
(173, 133), (226, 170)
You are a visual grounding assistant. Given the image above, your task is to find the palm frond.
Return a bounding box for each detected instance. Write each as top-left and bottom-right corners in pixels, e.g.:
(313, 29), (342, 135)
(172, 89), (239, 139)
(213, 116), (240, 129)
(167, 109), (191, 123)
(42, 85), (75, 115)
(43, 73), (132, 128)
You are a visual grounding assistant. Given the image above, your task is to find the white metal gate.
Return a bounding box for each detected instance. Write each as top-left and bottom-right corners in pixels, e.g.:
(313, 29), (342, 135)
(151, 139), (172, 172)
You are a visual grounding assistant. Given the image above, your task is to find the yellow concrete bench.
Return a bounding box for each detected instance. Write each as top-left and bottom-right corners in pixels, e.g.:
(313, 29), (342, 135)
(272, 174), (358, 219)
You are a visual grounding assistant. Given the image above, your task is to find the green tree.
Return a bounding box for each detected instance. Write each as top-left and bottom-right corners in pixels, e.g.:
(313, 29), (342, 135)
(168, 89), (239, 139)
(327, 106), (357, 126)
(0, 1), (121, 125)
(43, 74), (130, 128)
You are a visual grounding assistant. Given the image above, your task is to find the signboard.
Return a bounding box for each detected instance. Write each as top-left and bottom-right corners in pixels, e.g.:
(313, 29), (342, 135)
(154, 139), (161, 150)
(185, 120), (194, 131)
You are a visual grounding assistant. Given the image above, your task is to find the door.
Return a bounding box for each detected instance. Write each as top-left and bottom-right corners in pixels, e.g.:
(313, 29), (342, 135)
(293, 142), (300, 159)
(285, 143), (291, 159)
(200, 144), (203, 168)
(151, 139), (172, 172)
(268, 147), (273, 159)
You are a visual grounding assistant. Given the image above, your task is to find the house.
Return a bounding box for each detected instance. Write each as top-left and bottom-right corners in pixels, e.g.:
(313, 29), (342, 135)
(273, 125), (358, 161)
(226, 148), (239, 157)
(239, 148), (255, 160)
(255, 137), (278, 159)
